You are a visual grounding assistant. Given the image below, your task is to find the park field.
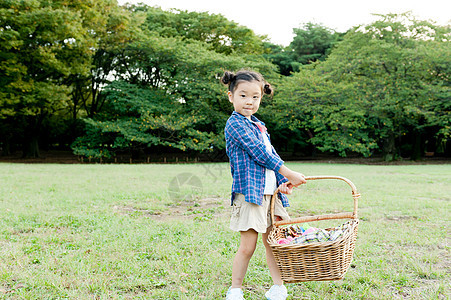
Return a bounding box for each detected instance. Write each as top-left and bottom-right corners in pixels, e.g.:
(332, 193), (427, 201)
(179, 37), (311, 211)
(0, 162), (449, 299)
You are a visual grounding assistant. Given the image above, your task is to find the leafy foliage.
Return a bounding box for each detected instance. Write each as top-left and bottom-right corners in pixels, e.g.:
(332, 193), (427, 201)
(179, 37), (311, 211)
(290, 22), (342, 64)
(274, 68), (377, 157)
(1, 4), (449, 161)
(129, 4), (266, 55)
(275, 13), (450, 160)
(0, 0), (114, 156)
(71, 23), (278, 158)
(72, 81), (221, 158)
(263, 22), (342, 76)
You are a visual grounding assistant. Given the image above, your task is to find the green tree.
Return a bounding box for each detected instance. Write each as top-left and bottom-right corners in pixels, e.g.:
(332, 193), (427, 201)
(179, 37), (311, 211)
(0, 0), (109, 157)
(327, 13), (450, 160)
(128, 4), (266, 55)
(278, 13), (450, 160)
(72, 27), (278, 159)
(71, 80), (220, 159)
(263, 23), (342, 76)
(262, 42), (300, 76)
(274, 67), (377, 157)
(65, 0), (143, 146)
(290, 22), (341, 65)
(420, 40), (451, 156)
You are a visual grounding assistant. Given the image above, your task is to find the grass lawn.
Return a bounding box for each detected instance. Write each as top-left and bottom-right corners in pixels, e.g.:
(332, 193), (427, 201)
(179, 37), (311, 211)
(0, 162), (449, 299)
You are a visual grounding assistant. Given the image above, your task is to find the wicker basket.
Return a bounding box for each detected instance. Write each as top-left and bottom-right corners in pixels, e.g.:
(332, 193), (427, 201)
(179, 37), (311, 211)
(267, 176), (360, 283)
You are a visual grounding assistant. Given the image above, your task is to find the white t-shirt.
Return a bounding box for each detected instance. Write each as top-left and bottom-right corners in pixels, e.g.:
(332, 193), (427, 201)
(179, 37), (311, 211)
(261, 131), (278, 195)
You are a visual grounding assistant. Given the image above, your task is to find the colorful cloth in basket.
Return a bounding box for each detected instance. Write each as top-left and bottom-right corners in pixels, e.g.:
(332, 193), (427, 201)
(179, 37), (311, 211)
(278, 221), (352, 245)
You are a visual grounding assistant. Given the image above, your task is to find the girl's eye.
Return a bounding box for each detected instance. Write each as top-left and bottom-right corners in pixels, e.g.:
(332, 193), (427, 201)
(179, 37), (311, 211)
(240, 95), (246, 98)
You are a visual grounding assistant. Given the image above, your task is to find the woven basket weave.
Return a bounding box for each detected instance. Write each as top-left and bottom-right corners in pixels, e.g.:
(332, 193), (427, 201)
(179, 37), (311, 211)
(267, 176), (360, 283)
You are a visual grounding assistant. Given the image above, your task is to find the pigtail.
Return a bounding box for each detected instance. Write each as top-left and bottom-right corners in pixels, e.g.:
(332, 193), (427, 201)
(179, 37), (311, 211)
(221, 71), (236, 85)
(263, 83), (274, 96)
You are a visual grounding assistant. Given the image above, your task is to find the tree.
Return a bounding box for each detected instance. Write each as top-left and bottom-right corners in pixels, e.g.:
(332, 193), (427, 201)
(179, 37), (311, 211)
(262, 42), (300, 76)
(71, 80), (220, 159)
(330, 13), (450, 160)
(0, 0), (115, 157)
(419, 40), (451, 156)
(290, 22), (341, 65)
(263, 23), (342, 76)
(278, 13), (450, 160)
(72, 27), (278, 159)
(127, 4), (266, 55)
(65, 0), (143, 143)
(273, 67), (377, 157)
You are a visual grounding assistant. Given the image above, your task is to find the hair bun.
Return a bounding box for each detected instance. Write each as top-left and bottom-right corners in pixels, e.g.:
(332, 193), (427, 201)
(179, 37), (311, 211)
(263, 83), (273, 95)
(221, 71), (236, 85)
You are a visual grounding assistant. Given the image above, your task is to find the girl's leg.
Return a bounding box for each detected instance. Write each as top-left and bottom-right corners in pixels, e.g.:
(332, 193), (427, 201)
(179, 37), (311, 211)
(262, 226), (283, 285)
(231, 229), (259, 288)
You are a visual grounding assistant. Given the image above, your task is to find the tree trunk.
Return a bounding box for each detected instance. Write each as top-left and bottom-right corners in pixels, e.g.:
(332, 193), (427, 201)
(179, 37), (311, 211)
(382, 132), (396, 161)
(22, 116), (43, 158)
(22, 135), (40, 158)
(411, 130), (423, 161)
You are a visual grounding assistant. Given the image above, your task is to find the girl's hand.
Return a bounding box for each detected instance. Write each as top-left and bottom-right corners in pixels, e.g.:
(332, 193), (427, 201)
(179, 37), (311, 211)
(278, 165), (307, 187)
(278, 182), (293, 194)
(287, 172), (307, 187)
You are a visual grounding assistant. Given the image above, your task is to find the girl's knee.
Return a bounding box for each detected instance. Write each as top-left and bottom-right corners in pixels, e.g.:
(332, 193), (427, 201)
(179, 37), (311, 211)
(238, 229), (258, 257)
(238, 243), (256, 258)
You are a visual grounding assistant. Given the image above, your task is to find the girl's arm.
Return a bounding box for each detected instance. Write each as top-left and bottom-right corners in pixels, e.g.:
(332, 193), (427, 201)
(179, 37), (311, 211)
(278, 165), (307, 194)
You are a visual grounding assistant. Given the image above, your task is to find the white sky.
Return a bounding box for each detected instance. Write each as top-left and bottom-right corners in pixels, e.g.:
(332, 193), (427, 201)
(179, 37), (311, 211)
(118, 0), (450, 46)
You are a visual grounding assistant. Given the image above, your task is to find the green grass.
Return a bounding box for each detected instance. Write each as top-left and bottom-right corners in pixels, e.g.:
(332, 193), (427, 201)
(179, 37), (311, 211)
(0, 162), (449, 299)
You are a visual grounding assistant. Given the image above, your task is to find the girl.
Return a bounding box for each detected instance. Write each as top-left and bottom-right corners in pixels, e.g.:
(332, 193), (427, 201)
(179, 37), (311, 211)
(222, 70), (307, 300)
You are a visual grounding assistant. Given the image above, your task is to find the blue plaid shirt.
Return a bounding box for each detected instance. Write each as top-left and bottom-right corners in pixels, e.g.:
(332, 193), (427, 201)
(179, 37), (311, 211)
(225, 111), (289, 207)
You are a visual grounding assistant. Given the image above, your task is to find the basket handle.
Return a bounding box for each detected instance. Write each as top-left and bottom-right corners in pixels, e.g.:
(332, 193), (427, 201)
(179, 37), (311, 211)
(270, 176), (360, 228)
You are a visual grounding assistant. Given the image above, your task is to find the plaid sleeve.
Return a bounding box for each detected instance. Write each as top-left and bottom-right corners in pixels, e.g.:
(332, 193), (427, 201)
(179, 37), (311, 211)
(225, 117), (284, 172)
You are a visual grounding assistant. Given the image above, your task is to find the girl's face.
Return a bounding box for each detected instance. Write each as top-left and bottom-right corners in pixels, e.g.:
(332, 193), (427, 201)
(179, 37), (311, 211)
(228, 81), (262, 120)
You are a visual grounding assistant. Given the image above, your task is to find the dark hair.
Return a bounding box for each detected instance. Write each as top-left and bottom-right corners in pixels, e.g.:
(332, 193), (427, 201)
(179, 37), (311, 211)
(221, 69), (273, 96)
